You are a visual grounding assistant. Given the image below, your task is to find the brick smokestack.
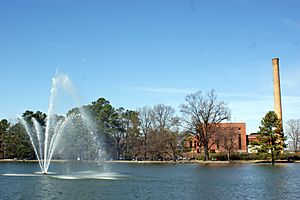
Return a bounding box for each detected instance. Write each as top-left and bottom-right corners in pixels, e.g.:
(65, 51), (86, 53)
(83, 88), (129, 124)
(272, 58), (282, 123)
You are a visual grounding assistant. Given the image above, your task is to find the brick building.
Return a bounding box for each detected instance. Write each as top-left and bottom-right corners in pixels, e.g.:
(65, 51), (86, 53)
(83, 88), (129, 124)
(184, 123), (247, 157)
(246, 133), (260, 153)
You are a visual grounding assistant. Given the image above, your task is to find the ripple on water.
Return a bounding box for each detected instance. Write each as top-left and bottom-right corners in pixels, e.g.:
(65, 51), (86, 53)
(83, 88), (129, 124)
(1, 171), (126, 180)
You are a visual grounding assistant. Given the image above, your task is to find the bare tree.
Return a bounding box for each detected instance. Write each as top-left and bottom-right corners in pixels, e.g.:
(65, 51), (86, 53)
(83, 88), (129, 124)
(166, 131), (180, 161)
(149, 104), (180, 161)
(138, 106), (152, 160)
(180, 90), (231, 161)
(219, 126), (237, 161)
(286, 119), (300, 152)
(151, 104), (179, 134)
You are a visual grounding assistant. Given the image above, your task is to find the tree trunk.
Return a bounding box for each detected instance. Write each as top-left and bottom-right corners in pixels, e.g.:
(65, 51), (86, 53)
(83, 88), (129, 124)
(117, 147), (121, 160)
(271, 150), (275, 165)
(106, 133), (109, 158)
(204, 144), (209, 161)
(169, 142), (176, 162)
(116, 140), (121, 160)
(227, 151), (230, 162)
(144, 139), (147, 160)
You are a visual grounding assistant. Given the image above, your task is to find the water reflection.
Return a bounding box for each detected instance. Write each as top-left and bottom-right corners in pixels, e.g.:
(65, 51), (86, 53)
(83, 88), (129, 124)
(0, 163), (299, 200)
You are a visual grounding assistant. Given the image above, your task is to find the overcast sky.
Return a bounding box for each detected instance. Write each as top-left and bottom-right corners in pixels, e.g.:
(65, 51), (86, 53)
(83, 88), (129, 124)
(1, 0), (300, 133)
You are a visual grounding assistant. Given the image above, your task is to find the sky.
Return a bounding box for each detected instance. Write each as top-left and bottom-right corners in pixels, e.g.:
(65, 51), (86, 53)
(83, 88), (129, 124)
(0, 0), (300, 134)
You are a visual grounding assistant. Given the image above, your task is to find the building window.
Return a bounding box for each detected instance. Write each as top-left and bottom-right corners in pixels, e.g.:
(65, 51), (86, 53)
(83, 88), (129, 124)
(238, 134), (242, 150)
(194, 141), (197, 148)
(189, 141), (193, 148)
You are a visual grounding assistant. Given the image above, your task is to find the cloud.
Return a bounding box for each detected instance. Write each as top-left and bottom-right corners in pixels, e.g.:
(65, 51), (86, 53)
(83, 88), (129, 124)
(281, 18), (300, 30)
(225, 28), (300, 38)
(219, 92), (270, 99)
(219, 91), (300, 132)
(128, 87), (272, 99)
(282, 67), (300, 91)
(228, 93), (300, 132)
(229, 98), (273, 134)
(127, 86), (197, 95)
(282, 95), (300, 120)
(121, 87), (300, 133)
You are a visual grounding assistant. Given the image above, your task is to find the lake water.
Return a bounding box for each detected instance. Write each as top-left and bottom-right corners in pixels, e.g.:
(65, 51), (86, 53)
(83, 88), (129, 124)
(0, 162), (299, 200)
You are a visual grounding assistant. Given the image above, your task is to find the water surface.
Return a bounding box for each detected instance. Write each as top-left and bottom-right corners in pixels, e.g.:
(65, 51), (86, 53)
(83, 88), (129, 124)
(0, 162), (299, 200)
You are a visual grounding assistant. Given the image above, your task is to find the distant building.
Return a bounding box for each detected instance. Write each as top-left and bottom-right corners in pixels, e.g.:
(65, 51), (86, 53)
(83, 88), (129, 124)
(184, 123), (247, 157)
(246, 133), (260, 153)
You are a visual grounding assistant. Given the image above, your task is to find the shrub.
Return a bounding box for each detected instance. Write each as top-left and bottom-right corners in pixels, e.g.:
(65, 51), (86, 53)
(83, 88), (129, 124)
(195, 154), (204, 160)
(193, 152), (300, 161)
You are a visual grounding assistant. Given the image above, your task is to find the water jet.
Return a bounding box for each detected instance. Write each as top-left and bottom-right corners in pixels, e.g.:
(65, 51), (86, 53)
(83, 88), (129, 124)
(19, 72), (102, 174)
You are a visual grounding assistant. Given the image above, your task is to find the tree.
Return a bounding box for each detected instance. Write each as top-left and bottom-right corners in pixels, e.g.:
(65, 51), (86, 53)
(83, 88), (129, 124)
(0, 119), (10, 158)
(65, 104), (113, 161)
(219, 125), (237, 161)
(112, 108), (139, 160)
(180, 90), (231, 161)
(121, 109), (140, 160)
(65, 98), (141, 160)
(256, 111), (285, 164)
(56, 113), (97, 161)
(148, 104), (180, 161)
(4, 123), (35, 159)
(22, 110), (47, 127)
(21, 110), (47, 155)
(138, 106), (152, 160)
(88, 98), (118, 159)
(124, 111), (141, 160)
(2, 111), (48, 160)
(285, 119), (300, 152)
(166, 130), (180, 162)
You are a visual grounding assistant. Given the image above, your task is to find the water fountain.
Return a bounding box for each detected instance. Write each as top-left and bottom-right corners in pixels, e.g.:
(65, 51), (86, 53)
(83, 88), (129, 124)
(19, 72), (99, 174)
(0, 72), (126, 181)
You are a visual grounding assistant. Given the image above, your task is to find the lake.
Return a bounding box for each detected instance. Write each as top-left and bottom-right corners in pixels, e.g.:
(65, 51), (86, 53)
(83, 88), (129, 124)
(0, 162), (299, 200)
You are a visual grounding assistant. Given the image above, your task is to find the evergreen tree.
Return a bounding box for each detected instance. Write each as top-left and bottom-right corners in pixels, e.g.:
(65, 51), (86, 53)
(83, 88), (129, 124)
(256, 111), (285, 164)
(0, 119), (10, 158)
(4, 123), (35, 159)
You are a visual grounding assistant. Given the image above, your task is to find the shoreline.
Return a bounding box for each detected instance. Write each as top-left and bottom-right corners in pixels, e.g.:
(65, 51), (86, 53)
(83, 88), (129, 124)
(0, 159), (299, 164)
(106, 160), (300, 164)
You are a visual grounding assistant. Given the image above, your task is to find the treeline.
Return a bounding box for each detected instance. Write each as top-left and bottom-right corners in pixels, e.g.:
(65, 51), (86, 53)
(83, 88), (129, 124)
(0, 90), (299, 162)
(0, 97), (184, 161)
(0, 119), (34, 159)
(1, 90), (229, 161)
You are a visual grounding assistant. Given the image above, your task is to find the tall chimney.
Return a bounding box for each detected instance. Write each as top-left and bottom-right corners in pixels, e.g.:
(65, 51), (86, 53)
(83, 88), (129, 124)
(272, 58), (282, 123)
